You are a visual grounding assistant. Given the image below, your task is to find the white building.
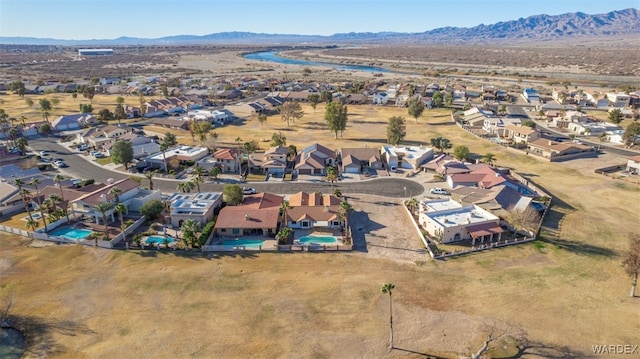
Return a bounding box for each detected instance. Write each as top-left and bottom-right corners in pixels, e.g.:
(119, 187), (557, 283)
(523, 88), (539, 104)
(482, 117), (523, 136)
(168, 192), (223, 227)
(143, 145), (209, 169)
(381, 145), (434, 171)
(419, 204), (502, 244)
(606, 93), (631, 108)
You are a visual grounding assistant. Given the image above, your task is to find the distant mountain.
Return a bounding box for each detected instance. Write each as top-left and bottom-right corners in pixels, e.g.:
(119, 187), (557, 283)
(1, 8), (638, 45)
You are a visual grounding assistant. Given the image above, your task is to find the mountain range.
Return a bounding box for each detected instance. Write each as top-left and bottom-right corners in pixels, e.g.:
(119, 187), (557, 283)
(1, 8), (638, 45)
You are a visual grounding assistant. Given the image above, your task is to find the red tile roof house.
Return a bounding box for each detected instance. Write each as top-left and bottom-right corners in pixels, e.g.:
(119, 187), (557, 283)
(211, 148), (241, 173)
(249, 145), (289, 175)
(284, 191), (343, 231)
(214, 192), (283, 237)
(294, 143), (337, 175)
(446, 164), (509, 189)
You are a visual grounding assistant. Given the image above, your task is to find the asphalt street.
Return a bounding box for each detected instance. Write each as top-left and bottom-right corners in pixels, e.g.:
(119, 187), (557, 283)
(28, 137), (425, 197)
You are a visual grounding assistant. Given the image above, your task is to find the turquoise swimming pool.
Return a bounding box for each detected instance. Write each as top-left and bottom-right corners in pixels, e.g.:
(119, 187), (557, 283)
(145, 236), (175, 245)
(222, 238), (265, 248)
(49, 227), (93, 240)
(298, 235), (339, 245)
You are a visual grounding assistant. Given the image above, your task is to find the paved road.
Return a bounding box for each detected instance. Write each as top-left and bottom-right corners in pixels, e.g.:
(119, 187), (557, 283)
(29, 137), (425, 197)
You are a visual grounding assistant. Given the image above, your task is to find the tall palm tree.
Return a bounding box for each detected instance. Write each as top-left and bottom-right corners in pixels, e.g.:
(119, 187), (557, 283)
(34, 203), (48, 233)
(326, 166), (338, 192)
(19, 188), (35, 224)
(144, 170), (156, 190)
(53, 174), (65, 200)
(482, 153), (496, 167)
(47, 194), (63, 222)
(279, 200), (291, 228)
(339, 200), (353, 240)
(191, 177), (203, 193)
(115, 203), (128, 244)
(181, 219), (200, 249)
(29, 178), (42, 206)
(109, 187), (123, 204)
(93, 202), (114, 243)
(177, 181), (195, 193)
(159, 142), (170, 173)
(381, 283), (395, 349)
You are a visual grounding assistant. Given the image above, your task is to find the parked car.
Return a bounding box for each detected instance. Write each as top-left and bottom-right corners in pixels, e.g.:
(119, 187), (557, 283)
(242, 187), (256, 195)
(39, 151), (49, 156)
(94, 153), (105, 159)
(430, 188), (450, 195)
(77, 144), (89, 151)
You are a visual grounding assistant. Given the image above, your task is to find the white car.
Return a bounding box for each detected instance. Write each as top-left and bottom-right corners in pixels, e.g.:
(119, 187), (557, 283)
(430, 188), (450, 195)
(242, 187), (256, 195)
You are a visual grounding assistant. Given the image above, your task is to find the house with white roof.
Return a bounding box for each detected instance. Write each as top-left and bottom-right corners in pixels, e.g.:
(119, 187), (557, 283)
(143, 146), (209, 169)
(381, 145), (433, 171)
(606, 92), (630, 108)
(372, 92), (389, 105)
(522, 88), (539, 104)
(51, 113), (98, 131)
(167, 192), (223, 227)
(419, 203), (502, 245)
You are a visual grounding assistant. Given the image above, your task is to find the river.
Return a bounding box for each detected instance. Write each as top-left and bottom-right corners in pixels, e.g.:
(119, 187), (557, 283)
(243, 51), (390, 73)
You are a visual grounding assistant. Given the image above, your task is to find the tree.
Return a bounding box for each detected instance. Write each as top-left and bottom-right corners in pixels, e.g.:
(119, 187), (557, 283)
(279, 200), (292, 226)
(115, 203), (128, 244)
(113, 105), (126, 125)
(111, 140), (134, 169)
(223, 184), (244, 206)
(181, 219), (201, 249)
(386, 116), (406, 146)
(453, 145), (470, 161)
(444, 93), (453, 107)
(93, 202), (113, 242)
(209, 166), (222, 182)
(324, 101), (348, 139)
(39, 98), (52, 123)
(144, 170), (156, 190)
(177, 181), (195, 193)
(521, 119), (536, 128)
(38, 123), (52, 136)
(430, 137), (453, 153)
(407, 97), (425, 123)
(191, 177), (203, 193)
(320, 90), (332, 103)
(381, 283), (395, 349)
(82, 85), (95, 104)
(405, 197), (419, 214)
(623, 234), (640, 297)
(326, 166), (338, 192)
(9, 81), (25, 97)
(432, 91), (443, 108)
(622, 122), (640, 147)
(14, 179), (34, 224)
(271, 132), (287, 147)
(243, 141), (258, 155)
(98, 108), (113, 122)
(29, 178), (42, 207)
(276, 226), (292, 245)
(26, 217), (39, 231)
(257, 113), (268, 128)
(308, 94), (320, 113)
(280, 101), (305, 127)
(140, 199), (163, 220)
(482, 153), (497, 166)
(508, 206), (540, 239)
(116, 96), (125, 106)
(159, 132), (178, 173)
(608, 108), (623, 124)
(109, 187), (123, 205)
(339, 200), (353, 240)
(79, 104), (93, 114)
(193, 121), (211, 144)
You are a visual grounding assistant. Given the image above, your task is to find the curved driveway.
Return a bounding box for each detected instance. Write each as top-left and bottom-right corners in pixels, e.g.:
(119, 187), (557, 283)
(30, 137), (424, 197)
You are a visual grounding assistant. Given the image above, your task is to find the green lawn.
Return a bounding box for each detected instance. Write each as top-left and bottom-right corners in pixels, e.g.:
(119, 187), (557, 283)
(95, 157), (113, 165)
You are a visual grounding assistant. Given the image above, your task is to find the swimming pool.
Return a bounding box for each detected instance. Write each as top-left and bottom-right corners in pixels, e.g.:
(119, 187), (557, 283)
(145, 236), (175, 245)
(221, 238), (265, 248)
(49, 227), (93, 240)
(298, 235), (339, 245)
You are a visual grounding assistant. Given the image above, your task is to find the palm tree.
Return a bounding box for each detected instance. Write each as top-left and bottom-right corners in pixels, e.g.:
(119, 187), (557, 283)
(145, 170), (156, 190)
(26, 218), (39, 231)
(325, 166), (338, 192)
(109, 187), (123, 204)
(405, 197), (419, 215)
(339, 200), (353, 240)
(53, 174), (65, 200)
(279, 200), (291, 228)
(115, 203), (128, 244)
(93, 202), (114, 243)
(191, 177), (203, 193)
(29, 178), (42, 206)
(47, 194), (63, 222)
(381, 283), (395, 349)
(177, 181), (195, 193)
(159, 142), (170, 173)
(35, 204), (48, 233)
(210, 166), (222, 183)
(181, 219), (200, 249)
(14, 179), (34, 223)
(482, 153), (496, 167)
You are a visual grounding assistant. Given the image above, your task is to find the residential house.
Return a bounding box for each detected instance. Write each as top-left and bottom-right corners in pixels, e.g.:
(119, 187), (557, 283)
(606, 92), (631, 108)
(372, 92), (389, 105)
(76, 125), (135, 148)
(450, 185), (533, 218)
(419, 202), (503, 244)
(483, 117), (522, 137)
(381, 145), (433, 171)
(522, 88), (540, 104)
(294, 143), (337, 175)
(217, 89), (243, 100)
(585, 92), (609, 108)
(210, 148), (241, 173)
(214, 192), (283, 237)
(168, 192), (223, 227)
(527, 139), (594, 160)
(346, 94), (368, 105)
(567, 120), (620, 136)
(339, 147), (384, 174)
(284, 191), (342, 230)
(143, 145), (209, 169)
(102, 133), (160, 159)
(626, 156), (640, 175)
(504, 124), (541, 144)
(70, 178), (161, 224)
(421, 154), (471, 175)
(249, 146), (289, 175)
(51, 113), (98, 131)
(151, 117), (190, 130)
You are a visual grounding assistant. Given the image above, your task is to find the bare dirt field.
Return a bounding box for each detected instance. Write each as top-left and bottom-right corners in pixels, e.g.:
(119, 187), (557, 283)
(1, 47), (640, 358)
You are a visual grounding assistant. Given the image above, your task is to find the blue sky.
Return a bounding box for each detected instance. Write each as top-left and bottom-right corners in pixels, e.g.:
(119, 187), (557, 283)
(0, 0), (637, 39)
